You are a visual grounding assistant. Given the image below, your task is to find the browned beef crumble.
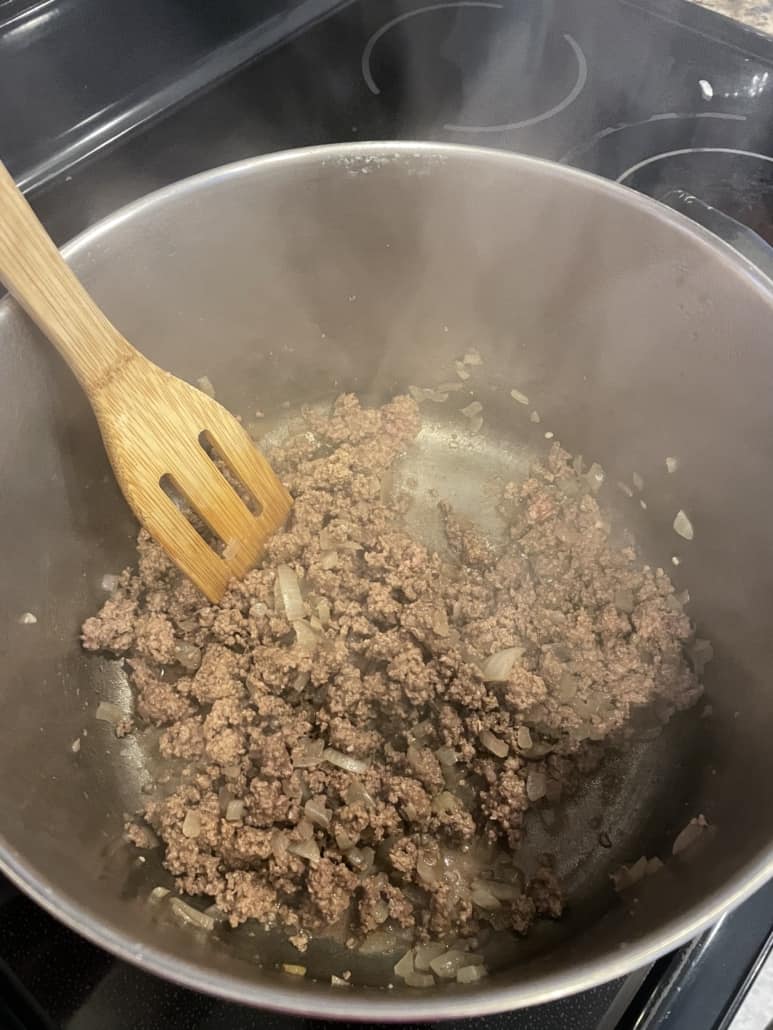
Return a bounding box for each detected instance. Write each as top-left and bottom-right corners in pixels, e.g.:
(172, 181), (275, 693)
(82, 393), (701, 947)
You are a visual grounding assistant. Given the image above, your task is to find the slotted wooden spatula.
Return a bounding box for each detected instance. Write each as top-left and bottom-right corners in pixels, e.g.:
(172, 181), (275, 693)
(0, 161), (292, 602)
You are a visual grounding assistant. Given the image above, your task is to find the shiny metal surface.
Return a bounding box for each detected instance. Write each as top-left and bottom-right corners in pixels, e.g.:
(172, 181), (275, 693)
(0, 0), (350, 190)
(1, 142), (773, 1018)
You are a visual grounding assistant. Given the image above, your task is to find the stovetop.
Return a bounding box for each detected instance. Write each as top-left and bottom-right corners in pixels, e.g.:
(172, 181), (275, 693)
(3, 0), (773, 1026)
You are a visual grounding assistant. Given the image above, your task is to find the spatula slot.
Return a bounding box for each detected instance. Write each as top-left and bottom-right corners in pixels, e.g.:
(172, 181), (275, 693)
(159, 472), (226, 551)
(198, 429), (264, 518)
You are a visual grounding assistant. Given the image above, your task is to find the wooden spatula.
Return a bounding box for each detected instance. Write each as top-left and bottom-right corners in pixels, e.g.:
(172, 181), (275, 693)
(0, 161), (292, 603)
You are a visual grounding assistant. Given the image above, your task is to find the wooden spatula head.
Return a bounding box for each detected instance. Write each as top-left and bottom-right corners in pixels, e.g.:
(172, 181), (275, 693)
(93, 355), (292, 602)
(0, 159), (292, 604)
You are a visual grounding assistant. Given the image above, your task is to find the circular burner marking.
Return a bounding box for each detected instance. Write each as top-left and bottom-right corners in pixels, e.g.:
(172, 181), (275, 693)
(560, 112), (747, 167)
(361, 2), (587, 133)
(444, 32), (586, 132)
(362, 2), (503, 95)
(617, 147), (773, 185)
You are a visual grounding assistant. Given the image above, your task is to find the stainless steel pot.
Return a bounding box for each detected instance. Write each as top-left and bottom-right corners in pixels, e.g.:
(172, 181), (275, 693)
(1, 142), (773, 1019)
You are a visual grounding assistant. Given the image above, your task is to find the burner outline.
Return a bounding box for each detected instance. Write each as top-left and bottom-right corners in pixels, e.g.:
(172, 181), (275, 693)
(617, 146), (773, 184)
(361, 1), (587, 133)
(560, 112), (747, 166)
(362, 2), (503, 95)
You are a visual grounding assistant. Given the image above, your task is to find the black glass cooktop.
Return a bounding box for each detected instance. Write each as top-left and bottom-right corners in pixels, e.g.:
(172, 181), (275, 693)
(3, 0), (773, 1026)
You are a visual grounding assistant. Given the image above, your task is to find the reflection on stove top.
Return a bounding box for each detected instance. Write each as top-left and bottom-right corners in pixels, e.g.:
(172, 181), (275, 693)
(562, 107), (773, 245)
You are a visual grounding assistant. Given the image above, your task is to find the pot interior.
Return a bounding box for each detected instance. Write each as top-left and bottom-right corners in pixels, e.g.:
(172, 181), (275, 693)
(1, 145), (772, 1015)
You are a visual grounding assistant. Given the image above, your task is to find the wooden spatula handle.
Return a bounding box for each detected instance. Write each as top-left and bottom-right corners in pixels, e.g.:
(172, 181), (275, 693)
(0, 160), (135, 393)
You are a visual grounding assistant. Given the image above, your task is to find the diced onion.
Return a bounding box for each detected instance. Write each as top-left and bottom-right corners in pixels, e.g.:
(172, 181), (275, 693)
(276, 564), (305, 620)
(431, 790), (460, 815)
(394, 949), (415, 978)
(196, 375), (215, 398)
(409, 720), (433, 740)
(457, 964), (487, 984)
(174, 640), (202, 671)
(471, 885), (502, 910)
(345, 846), (375, 873)
(633, 472), (644, 491)
(485, 879), (523, 901)
(463, 348), (483, 366)
(18, 612), (37, 625)
(405, 971), (435, 988)
(416, 847), (440, 885)
(409, 386), (449, 403)
(293, 738), (325, 769)
(331, 974), (350, 987)
(435, 747), (458, 766)
(323, 748), (369, 773)
(289, 839), (321, 864)
(335, 827), (359, 851)
(461, 401), (483, 418)
(510, 388), (529, 405)
(170, 897), (215, 931)
(148, 886), (170, 904)
(282, 963), (307, 976)
(317, 600), (331, 626)
(304, 797), (331, 828)
(271, 830), (289, 859)
(516, 726), (533, 750)
(182, 811), (201, 838)
(430, 949), (475, 979)
(345, 779), (376, 808)
(295, 818), (315, 841)
(454, 361), (471, 381)
(688, 638), (714, 674)
(586, 463), (605, 493)
(526, 770), (547, 802)
(357, 927), (413, 955)
(292, 670), (310, 692)
(414, 942), (448, 971)
(225, 800), (245, 822)
(481, 647), (523, 683)
(530, 410), (541, 424)
(673, 815), (708, 855)
(101, 573), (119, 592)
(293, 619), (320, 652)
(673, 510), (694, 541)
(611, 855), (648, 891)
(666, 456), (679, 474)
(96, 701), (127, 725)
(479, 729), (508, 758)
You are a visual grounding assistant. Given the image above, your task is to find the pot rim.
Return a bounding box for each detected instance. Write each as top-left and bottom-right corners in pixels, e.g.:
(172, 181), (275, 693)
(3, 140), (772, 1019)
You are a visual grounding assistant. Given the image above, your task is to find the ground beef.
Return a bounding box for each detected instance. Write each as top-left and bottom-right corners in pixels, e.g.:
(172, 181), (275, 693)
(82, 393), (704, 957)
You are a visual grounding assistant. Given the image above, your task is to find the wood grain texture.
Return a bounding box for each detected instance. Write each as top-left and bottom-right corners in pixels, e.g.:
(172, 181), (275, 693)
(0, 160), (292, 602)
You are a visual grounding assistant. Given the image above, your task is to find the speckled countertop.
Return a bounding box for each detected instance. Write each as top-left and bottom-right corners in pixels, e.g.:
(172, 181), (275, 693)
(691, 0), (773, 34)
